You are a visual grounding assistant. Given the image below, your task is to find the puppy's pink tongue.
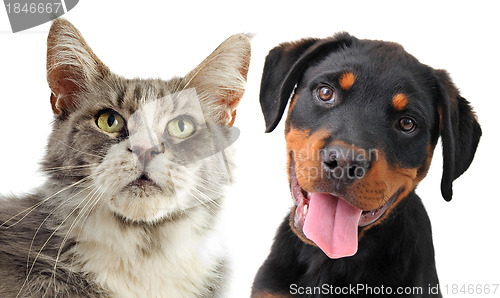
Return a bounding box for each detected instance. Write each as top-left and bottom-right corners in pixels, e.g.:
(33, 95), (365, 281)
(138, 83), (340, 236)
(303, 193), (362, 259)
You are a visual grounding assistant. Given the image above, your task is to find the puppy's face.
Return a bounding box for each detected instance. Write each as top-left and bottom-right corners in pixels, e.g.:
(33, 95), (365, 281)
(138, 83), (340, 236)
(260, 34), (481, 258)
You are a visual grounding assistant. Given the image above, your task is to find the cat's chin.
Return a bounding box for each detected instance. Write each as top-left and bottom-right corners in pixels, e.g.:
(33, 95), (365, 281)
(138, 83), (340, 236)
(108, 197), (171, 224)
(106, 179), (179, 224)
(110, 209), (175, 225)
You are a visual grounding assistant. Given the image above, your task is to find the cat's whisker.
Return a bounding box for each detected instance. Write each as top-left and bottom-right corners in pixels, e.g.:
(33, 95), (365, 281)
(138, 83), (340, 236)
(196, 186), (225, 201)
(197, 168), (232, 175)
(49, 137), (103, 158)
(42, 163), (99, 173)
(198, 177), (227, 193)
(25, 183), (96, 271)
(21, 185), (100, 296)
(1, 177), (90, 228)
(52, 184), (105, 285)
(65, 184), (111, 279)
(189, 188), (222, 212)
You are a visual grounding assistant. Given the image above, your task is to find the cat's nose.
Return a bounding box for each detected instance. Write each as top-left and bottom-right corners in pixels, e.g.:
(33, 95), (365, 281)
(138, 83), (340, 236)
(129, 144), (164, 165)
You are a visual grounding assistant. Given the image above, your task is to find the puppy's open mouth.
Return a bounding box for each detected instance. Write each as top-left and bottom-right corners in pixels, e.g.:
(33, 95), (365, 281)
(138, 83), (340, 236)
(290, 159), (397, 259)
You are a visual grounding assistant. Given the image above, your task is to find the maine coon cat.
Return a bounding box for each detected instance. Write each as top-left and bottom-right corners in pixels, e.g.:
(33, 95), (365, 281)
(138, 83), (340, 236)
(0, 19), (251, 297)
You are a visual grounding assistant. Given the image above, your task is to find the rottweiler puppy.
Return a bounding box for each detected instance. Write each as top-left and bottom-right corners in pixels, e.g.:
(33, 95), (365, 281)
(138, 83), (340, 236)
(252, 33), (481, 297)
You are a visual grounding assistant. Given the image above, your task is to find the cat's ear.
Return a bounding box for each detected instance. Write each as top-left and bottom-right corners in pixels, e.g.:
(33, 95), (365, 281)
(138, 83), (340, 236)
(46, 19), (109, 116)
(184, 34), (251, 126)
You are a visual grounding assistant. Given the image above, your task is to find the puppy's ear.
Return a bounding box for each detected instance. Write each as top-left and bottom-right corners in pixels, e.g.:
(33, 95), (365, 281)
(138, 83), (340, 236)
(260, 33), (355, 132)
(434, 70), (482, 201)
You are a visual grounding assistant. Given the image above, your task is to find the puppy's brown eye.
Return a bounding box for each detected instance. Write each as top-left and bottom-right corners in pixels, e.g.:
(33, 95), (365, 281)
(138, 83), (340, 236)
(316, 86), (335, 102)
(399, 117), (416, 133)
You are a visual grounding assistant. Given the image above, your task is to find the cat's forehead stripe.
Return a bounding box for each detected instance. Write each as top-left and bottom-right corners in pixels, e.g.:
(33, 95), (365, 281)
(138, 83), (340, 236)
(134, 83), (144, 103)
(157, 86), (165, 99)
(115, 84), (127, 107)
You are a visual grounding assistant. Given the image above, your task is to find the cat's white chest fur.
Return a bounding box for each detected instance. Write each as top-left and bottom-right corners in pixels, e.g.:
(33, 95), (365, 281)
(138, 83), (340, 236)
(70, 204), (224, 298)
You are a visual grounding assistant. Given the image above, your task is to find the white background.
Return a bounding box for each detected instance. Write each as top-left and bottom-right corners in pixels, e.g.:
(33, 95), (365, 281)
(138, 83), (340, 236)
(0, 1), (499, 297)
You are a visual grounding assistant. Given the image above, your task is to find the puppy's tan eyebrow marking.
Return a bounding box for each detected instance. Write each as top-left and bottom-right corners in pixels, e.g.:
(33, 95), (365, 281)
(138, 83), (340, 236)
(339, 72), (356, 90)
(392, 93), (408, 111)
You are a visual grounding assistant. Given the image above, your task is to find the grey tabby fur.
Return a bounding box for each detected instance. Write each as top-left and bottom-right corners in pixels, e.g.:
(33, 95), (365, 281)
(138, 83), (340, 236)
(0, 19), (250, 298)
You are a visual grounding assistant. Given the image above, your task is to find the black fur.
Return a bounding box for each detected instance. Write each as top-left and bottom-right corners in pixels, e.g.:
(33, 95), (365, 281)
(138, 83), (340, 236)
(433, 70), (482, 201)
(253, 33), (481, 297)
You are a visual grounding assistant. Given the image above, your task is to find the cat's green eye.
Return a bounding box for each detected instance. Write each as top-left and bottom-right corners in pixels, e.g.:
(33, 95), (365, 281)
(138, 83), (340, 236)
(167, 116), (196, 139)
(96, 111), (125, 134)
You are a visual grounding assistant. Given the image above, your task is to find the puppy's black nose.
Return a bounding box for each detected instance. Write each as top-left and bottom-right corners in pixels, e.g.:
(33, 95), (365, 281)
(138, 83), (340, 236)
(321, 145), (370, 186)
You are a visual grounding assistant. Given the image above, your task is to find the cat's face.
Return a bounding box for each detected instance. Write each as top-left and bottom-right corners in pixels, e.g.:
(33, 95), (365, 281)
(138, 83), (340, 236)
(44, 19), (250, 223)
